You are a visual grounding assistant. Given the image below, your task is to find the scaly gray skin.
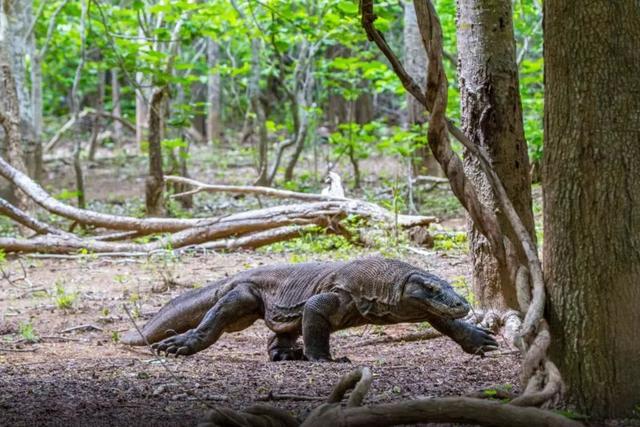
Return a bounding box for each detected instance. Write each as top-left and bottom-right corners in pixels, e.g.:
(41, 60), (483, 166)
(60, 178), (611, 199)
(121, 257), (498, 361)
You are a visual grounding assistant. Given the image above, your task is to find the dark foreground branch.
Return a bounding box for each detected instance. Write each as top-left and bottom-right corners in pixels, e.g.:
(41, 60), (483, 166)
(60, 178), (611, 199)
(199, 368), (583, 427)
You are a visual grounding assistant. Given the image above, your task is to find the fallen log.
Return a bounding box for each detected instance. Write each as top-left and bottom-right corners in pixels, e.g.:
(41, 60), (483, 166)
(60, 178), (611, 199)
(0, 212), (342, 254)
(165, 175), (436, 228)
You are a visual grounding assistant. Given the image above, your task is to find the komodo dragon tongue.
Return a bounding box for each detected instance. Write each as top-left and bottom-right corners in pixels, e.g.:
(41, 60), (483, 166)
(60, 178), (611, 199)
(121, 282), (222, 346)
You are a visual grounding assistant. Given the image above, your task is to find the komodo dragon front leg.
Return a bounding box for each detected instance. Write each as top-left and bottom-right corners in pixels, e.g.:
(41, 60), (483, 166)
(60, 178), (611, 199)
(301, 292), (351, 362)
(153, 283), (261, 356)
(426, 314), (498, 356)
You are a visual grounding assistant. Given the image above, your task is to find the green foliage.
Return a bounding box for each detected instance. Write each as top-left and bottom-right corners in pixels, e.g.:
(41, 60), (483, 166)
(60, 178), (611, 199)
(432, 230), (468, 253)
(53, 280), (79, 310)
(263, 227), (355, 263)
(19, 322), (39, 343)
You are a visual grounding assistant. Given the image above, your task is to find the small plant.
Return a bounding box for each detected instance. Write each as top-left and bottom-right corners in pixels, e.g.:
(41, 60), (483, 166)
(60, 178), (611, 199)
(113, 274), (127, 284)
(101, 307), (110, 316)
(54, 281), (78, 310)
(432, 230), (468, 253)
(129, 293), (142, 319)
(110, 331), (120, 343)
(19, 321), (39, 343)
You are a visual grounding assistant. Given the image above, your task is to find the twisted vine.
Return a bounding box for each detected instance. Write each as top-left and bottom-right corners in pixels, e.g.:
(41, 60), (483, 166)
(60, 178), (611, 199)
(360, 0), (562, 407)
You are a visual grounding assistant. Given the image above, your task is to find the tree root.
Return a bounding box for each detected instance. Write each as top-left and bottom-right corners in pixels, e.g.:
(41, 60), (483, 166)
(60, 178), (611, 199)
(199, 368), (583, 427)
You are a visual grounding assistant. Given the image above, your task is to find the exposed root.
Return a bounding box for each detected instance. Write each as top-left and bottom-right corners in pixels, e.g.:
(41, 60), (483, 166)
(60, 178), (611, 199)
(200, 368), (583, 427)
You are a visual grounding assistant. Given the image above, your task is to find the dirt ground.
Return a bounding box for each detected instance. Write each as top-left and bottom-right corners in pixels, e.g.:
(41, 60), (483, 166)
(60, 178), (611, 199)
(0, 147), (522, 426)
(0, 249), (521, 427)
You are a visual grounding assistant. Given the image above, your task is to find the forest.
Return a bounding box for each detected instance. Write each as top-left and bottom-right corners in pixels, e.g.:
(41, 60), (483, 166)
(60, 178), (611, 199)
(0, 0), (638, 426)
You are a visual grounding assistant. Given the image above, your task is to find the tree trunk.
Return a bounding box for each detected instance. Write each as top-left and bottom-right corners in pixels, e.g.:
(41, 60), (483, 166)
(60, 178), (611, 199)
(30, 55), (43, 181)
(135, 28), (148, 148)
(456, 0), (534, 311)
(3, 0), (37, 178)
(206, 38), (222, 145)
(0, 2), (31, 214)
(145, 87), (168, 216)
(249, 38), (269, 186)
(403, 0), (441, 177)
(88, 68), (105, 161)
(111, 68), (123, 141)
(544, 0), (640, 418)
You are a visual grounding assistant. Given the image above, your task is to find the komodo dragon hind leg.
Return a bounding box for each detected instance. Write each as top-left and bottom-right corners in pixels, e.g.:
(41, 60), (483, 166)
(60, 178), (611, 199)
(302, 292), (350, 363)
(267, 332), (304, 361)
(152, 283), (261, 357)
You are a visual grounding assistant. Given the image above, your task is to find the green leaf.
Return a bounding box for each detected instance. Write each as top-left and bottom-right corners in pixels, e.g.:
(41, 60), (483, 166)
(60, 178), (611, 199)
(336, 1), (358, 16)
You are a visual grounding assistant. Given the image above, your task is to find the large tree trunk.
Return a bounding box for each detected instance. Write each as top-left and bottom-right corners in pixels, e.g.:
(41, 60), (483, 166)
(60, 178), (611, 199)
(456, 0), (534, 311)
(206, 38), (222, 145)
(403, 0), (440, 176)
(4, 0), (37, 177)
(544, 0), (640, 418)
(0, 4), (31, 214)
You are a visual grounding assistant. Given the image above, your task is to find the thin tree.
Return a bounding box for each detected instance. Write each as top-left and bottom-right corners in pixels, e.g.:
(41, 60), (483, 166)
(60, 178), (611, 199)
(456, 0), (535, 314)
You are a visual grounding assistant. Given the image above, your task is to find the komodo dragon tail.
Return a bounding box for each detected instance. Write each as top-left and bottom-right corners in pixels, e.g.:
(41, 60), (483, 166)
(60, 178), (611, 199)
(121, 279), (226, 346)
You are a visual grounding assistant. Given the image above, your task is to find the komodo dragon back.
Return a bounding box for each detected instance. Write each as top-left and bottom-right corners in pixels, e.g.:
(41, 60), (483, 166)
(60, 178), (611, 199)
(333, 257), (421, 316)
(120, 278), (227, 345)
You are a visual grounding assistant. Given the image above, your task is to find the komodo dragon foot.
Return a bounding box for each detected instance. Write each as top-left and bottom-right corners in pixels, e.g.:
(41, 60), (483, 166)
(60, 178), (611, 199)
(458, 324), (499, 356)
(152, 329), (205, 356)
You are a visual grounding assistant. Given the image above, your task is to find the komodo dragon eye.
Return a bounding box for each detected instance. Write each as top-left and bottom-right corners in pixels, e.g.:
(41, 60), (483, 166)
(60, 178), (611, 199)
(405, 274), (440, 298)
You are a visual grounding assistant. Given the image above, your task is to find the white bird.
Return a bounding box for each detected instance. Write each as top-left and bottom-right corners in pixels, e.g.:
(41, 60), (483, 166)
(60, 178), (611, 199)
(321, 172), (345, 198)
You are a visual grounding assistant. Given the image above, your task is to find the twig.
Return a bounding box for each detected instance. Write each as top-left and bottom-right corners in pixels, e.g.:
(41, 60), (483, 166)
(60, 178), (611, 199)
(60, 324), (104, 334)
(342, 329), (442, 349)
(0, 347), (37, 353)
(122, 304), (213, 410)
(257, 392), (324, 402)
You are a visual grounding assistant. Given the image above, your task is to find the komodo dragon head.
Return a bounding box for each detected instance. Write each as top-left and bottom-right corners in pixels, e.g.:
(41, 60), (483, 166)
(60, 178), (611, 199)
(398, 271), (470, 320)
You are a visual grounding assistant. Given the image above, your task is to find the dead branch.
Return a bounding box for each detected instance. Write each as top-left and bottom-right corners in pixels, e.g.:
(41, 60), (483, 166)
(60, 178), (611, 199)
(342, 328), (441, 349)
(0, 197), (70, 236)
(165, 175), (436, 228)
(44, 109), (91, 152)
(257, 393), (324, 402)
(197, 224), (326, 251)
(0, 210), (342, 254)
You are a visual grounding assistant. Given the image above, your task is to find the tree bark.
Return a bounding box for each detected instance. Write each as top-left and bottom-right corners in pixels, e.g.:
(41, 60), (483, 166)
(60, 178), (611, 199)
(145, 87), (168, 216)
(111, 68), (123, 141)
(206, 38), (222, 145)
(88, 67), (106, 161)
(30, 54), (43, 181)
(544, 0), (640, 418)
(456, 0), (534, 311)
(0, 8), (31, 215)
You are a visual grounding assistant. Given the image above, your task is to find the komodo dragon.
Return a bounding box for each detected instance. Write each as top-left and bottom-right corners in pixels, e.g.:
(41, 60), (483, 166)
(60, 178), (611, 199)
(122, 257), (498, 361)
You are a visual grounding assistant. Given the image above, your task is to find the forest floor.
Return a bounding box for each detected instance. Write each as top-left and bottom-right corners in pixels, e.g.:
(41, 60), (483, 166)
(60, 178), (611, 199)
(0, 145), (523, 426)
